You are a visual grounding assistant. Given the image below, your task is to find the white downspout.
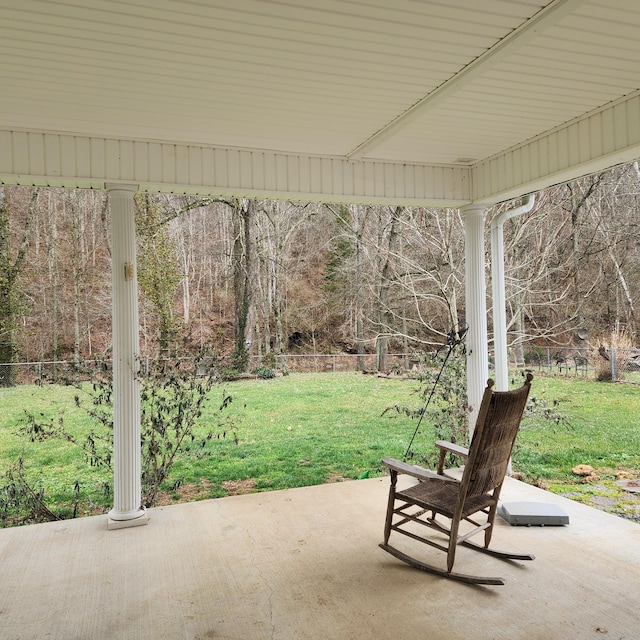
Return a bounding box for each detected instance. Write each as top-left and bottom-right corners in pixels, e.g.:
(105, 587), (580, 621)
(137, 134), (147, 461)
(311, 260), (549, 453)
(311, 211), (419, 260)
(490, 194), (535, 392)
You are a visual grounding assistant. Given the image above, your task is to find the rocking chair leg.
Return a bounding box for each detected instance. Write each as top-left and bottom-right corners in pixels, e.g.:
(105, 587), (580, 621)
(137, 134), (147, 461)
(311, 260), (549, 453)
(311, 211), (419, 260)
(446, 518), (461, 573)
(383, 472), (397, 545)
(484, 500), (500, 547)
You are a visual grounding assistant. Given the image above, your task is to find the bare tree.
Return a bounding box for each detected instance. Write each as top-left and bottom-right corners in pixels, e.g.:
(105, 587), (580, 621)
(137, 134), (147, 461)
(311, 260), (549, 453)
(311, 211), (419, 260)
(0, 187), (38, 384)
(226, 198), (258, 371)
(323, 204), (371, 366)
(3, 161), (640, 372)
(591, 164), (638, 334)
(136, 194), (184, 356)
(375, 206), (404, 372)
(253, 201), (319, 365)
(383, 207), (466, 346)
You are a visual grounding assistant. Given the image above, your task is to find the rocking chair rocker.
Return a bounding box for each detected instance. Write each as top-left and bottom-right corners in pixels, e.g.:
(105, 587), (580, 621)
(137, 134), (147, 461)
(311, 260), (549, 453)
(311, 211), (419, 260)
(380, 374), (534, 585)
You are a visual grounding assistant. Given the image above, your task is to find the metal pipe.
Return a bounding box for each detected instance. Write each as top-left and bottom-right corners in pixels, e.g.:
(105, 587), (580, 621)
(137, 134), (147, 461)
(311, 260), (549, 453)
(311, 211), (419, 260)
(490, 194), (536, 391)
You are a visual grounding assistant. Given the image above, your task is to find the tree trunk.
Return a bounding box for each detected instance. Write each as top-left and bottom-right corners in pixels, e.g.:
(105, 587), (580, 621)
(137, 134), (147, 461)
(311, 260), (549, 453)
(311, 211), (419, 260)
(355, 222), (365, 371)
(230, 199), (257, 372)
(569, 177), (600, 342)
(67, 193), (84, 367)
(376, 206), (403, 372)
(0, 187), (37, 385)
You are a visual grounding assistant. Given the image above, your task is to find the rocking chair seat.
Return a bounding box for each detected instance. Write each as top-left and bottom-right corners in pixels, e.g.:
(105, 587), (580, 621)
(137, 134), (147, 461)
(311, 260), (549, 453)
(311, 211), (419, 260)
(380, 373), (535, 585)
(397, 481), (496, 520)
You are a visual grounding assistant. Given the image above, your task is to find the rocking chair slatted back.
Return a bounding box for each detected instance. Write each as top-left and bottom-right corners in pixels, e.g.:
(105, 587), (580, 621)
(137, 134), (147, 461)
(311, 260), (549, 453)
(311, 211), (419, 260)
(462, 375), (532, 500)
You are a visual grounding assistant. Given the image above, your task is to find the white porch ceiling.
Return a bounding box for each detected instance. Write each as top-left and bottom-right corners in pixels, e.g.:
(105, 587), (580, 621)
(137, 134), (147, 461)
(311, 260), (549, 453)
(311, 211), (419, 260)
(1, 0), (640, 206)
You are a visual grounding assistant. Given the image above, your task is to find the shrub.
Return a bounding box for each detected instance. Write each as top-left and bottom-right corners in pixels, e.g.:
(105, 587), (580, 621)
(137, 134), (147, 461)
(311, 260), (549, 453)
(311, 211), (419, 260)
(384, 343), (468, 468)
(593, 328), (634, 381)
(253, 366), (276, 379)
(2, 351), (239, 525)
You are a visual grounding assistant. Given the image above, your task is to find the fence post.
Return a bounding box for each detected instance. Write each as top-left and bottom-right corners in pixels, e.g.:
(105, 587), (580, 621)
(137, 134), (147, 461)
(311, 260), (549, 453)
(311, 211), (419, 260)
(611, 348), (617, 382)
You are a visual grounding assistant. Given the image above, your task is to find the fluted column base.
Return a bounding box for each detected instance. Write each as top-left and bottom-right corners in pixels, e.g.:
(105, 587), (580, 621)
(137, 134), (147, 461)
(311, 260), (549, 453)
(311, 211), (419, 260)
(108, 507), (148, 530)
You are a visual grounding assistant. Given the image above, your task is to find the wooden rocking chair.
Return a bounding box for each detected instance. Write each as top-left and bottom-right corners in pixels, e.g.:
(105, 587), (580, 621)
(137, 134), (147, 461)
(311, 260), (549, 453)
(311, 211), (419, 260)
(380, 374), (534, 585)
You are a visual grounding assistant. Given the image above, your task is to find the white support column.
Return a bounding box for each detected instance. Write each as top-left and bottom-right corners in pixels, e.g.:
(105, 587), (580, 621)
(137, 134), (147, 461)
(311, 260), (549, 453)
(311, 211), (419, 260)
(106, 183), (148, 530)
(463, 205), (489, 437)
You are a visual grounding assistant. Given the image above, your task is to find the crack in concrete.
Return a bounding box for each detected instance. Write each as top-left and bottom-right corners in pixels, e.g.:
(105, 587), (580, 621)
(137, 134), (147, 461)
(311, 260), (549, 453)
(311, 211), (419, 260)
(215, 506), (277, 639)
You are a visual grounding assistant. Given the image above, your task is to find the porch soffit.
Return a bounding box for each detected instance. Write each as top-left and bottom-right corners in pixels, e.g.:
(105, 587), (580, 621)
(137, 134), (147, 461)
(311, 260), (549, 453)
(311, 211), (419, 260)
(1, 0), (640, 206)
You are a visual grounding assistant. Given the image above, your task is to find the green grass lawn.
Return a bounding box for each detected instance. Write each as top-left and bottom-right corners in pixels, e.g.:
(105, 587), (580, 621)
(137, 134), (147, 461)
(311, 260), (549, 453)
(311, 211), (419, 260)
(515, 376), (640, 476)
(177, 372), (418, 493)
(1, 372), (639, 524)
(512, 376), (640, 519)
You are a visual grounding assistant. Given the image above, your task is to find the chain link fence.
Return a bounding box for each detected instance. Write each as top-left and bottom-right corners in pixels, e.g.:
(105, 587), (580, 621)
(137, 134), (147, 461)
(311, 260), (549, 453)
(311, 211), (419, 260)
(522, 346), (640, 382)
(1, 353), (401, 385)
(1, 348), (639, 386)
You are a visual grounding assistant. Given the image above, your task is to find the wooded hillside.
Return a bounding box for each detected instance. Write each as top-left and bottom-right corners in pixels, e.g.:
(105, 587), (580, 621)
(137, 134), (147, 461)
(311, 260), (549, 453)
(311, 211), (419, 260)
(1, 162), (638, 375)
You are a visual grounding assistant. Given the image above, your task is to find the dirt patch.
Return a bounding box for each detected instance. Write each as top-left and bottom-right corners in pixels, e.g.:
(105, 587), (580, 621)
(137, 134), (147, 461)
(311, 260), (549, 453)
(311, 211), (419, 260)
(325, 474), (352, 483)
(221, 479), (257, 496)
(154, 478), (214, 506)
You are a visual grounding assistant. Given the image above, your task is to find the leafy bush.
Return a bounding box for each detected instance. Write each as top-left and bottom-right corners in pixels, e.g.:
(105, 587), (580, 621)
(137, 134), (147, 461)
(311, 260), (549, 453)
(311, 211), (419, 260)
(253, 366), (276, 379)
(1, 351), (239, 525)
(384, 344), (468, 468)
(219, 368), (242, 381)
(0, 457), (69, 526)
(593, 328), (634, 381)
(386, 352), (570, 471)
(261, 352), (278, 369)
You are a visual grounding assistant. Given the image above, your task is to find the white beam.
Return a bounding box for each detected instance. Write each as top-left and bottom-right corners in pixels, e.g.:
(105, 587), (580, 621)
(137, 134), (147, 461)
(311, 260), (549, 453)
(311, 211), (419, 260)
(106, 182), (148, 530)
(473, 91), (640, 204)
(0, 130), (471, 208)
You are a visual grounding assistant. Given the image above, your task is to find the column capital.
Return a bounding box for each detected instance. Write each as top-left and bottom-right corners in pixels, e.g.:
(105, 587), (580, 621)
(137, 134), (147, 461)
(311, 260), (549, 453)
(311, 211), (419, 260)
(461, 203), (490, 217)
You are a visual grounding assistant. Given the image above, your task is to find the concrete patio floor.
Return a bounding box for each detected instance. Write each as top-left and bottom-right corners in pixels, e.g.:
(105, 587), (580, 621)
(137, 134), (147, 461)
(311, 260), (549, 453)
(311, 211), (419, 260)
(1, 475), (639, 640)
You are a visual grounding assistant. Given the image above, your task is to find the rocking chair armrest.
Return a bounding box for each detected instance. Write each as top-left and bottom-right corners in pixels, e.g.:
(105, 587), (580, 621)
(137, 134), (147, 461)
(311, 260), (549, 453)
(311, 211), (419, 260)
(435, 441), (468, 475)
(381, 457), (459, 483)
(435, 441), (469, 458)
